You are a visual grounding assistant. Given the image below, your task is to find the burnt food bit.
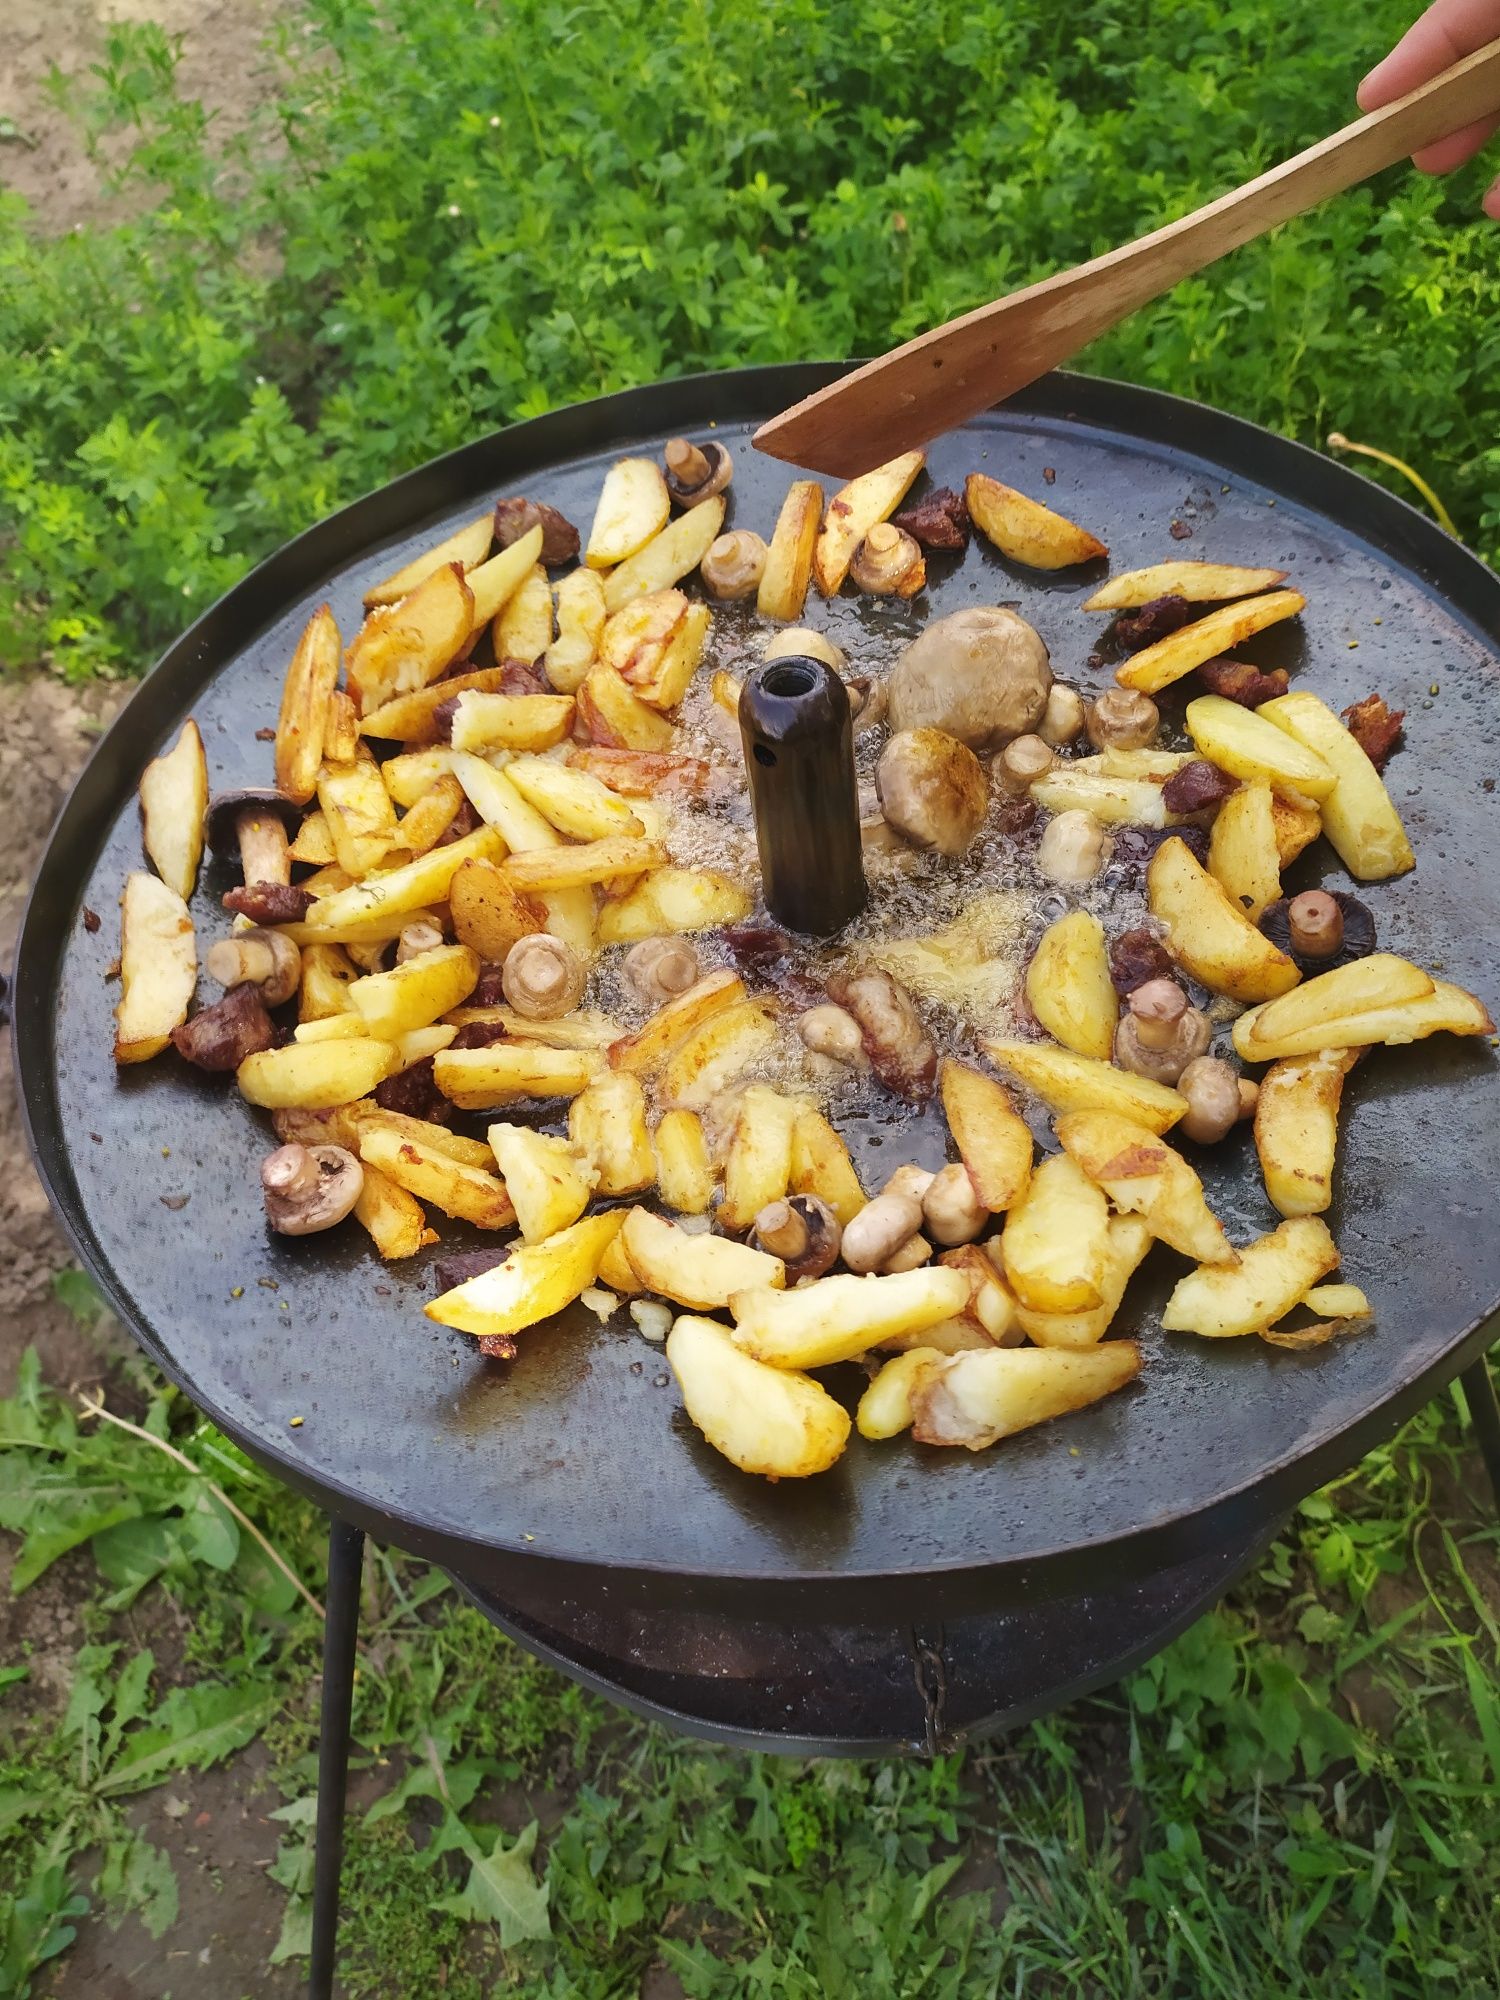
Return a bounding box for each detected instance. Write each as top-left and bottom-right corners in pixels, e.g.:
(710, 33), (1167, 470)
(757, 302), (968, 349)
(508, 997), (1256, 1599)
(1114, 594), (1192, 651)
(434, 799), (482, 847)
(1161, 759), (1240, 816)
(1342, 693), (1405, 771)
(493, 497), (580, 566)
(434, 1246), (511, 1293)
(171, 981), (276, 1071)
(1169, 518), (1193, 541)
(1110, 823), (1211, 878)
(222, 881), (314, 924)
(449, 1019), (511, 1050)
(1109, 926), (1174, 995)
(1197, 657), (1290, 708)
(892, 486), (972, 551)
(82, 907), (102, 933)
(469, 962), (508, 1007)
(498, 660), (548, 697)
(1260, 891), (1376, 972)
(374, 1055), (453, 1122)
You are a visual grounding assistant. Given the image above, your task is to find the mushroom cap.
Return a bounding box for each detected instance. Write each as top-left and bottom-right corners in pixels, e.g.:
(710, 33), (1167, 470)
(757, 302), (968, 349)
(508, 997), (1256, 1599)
(206, 788), (301, 854)
(886, 606), (1052, 751)
(876, 728), (988, 857)
(262, 1143), (364, 1235)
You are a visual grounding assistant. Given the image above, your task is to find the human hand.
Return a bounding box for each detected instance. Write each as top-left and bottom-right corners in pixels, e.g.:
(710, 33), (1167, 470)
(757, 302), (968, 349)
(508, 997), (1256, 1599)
(1358, 0), (1500, 215)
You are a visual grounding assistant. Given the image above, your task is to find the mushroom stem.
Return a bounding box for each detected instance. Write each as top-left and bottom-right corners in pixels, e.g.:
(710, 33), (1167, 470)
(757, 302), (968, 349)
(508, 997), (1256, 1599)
(263, 1143), (319, 1202)
(205, 927), (301, 1004)
(396, 920), (445, 964)
(665, 437), (711, 486)
(237, 807), (291, 887)
(1128, 979), (1189, 1051)
(1287, 891), (1344, 959)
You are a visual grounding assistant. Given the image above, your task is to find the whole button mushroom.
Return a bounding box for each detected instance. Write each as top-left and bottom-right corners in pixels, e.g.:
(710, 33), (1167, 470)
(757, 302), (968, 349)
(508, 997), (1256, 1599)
(1039, 684), (1087, 748)
(876, 728), (988, 857)
(1037, 809), (1108, 884)
(850, 523), (925, 598)
(663, 437), (733, 508)
(1114, 978), (1211, 1084)
(749, 1194), (842, 1281)
(922, 1162), (988, 1245)
(261, 1143), (364, 1235)
(502, 934), (586, 1019)
(1175, 1056), (1246, 1144)
(841, 1191), (924, 1274)
(797, 1003), (870, 1069)
(700, 531), (768, 602)
(206, 787), (301, 890)
(1087, 687), (1160, 752)
(886, 606), (1052, 752)
(994, 733), (1054, 796)
(762, 627), (847, 674)
(623, 935), (700, 1006)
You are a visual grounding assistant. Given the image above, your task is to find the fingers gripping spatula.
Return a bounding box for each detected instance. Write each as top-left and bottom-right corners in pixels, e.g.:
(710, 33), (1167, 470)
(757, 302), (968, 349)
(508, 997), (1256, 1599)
(754, 37), (1500, 479)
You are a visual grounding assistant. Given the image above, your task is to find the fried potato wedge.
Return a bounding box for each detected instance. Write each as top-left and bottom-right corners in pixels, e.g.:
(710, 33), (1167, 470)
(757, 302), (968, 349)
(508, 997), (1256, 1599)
(502, 835), (666, 893)
(757, 479), (824, 621)
(966, 471), (1107, 571)
(1016, 1215), (1153, 1350)
(433, 1043), (603, 1110)
(545, 568), (608, 693)
(857, 1349), (945, 1439)
(1025, 910), (1117, 1060)
(1056, 1111), (1235, 1266)
(1233, 975), (1490, 1062)
(608, 970), (747, 1075)
(660, 997), (779, 1109)
(1147, 836), (1300, 1003)
(1303, 1282), (1371, 1319)
(576, 666), (678, 752)
(504, 756), (644, 841)
(346, 943), (479, 1039)
(447, 857), (543, 964)
(363, 511), (493, 607)
(352, 1163), (435, 1260)
(426, 1211), (627, 1339)
(317, 747), (400, 880)
(1185, 694), (1336, 801)
(653, 1108), (715, 1214)
(789, 1107), (867, 1226)
(345, 562), (474, 714)
(730, 1266), (969, 1369)
(585, 457), (670, 569)
(342, 1103), (494, 1170)
(393, 774), (468, 859)
(449, 753), (557, 850)
(1207, 781), (1281, 922)
(1232, 954), (1435, 1058)
(303, 827), (506, 935)
(358, 1128), (515, 1230)
(719, 1085), (799, 1233)
(493, 563), (553, 664)
(939, 1059), (1034, 1211)
(237, 1038), (395, 1108)
(632, 600), (710, 710)
(1258, 690), (1415, 880)
(909, 1342), (1141, 1450)
(815, 452), (926, 594)
(668, 1316), (849, 1479)
(114, 873), (196, 1063)
(486, 1123), (596, 1242)
(446, 1004), (620, 1048)
(274, 605), (342, 803)
(357, 666), (509, 746)
(979, 1037), (1188, 1133)
(298, 942), (359, 1021)
(138, 719), (208, 901)
(1031, 767), (1173, 828)
(322, 690), (360, 765)
(447, 691), (576, 755)
(1083, 562), (1288, 611)
(569, 1070), (656, 1197)
(600, 588), (688, 683)
(567, 747), (715, 802)
(597, 866), (752, 944)
(935, 1244), (1020, 1347)
(999, 1153), (1111, 1312)
(1115, 589), (1306, 695)
(1162, 1216), (1339, 1338)
(288, 809), (337, 867)
(602, 495), (726, 614)
(381, 748), (464, 807)
(461, 527), (546, 633)
(622, 1208), (784, 1309)
(1253, 1049), (1356, 1217)
(1270, 791), (1323, 867)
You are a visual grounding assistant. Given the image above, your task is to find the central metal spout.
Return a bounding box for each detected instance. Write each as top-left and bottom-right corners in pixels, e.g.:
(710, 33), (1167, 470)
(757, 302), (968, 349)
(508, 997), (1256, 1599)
(739, 657), (867, 936)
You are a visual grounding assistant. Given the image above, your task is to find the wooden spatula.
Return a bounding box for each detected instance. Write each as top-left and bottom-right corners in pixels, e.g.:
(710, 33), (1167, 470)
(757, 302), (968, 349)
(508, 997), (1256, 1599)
(754, 37), (1500, 478)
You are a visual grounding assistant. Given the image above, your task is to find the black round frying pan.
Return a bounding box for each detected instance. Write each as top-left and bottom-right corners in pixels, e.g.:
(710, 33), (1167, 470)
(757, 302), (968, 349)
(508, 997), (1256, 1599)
(14, 364), (1500, 1624)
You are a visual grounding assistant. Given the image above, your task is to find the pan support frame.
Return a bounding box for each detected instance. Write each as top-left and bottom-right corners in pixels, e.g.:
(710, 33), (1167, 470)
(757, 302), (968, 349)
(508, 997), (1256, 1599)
(302, 1356), (1500, 2000)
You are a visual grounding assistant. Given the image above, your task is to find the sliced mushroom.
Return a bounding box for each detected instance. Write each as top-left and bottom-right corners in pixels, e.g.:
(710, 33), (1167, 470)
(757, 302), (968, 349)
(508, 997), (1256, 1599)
(261, 1143), (364, 1235)
(663, 437), (733, 507)
(887, 606), (1052, 751)
(1114, 978), (1211, 1084)
(700, 530), (767, 602)
(749, 1194), (842, 1281)
(501, 934), (586, 1019)
(850, 523), (925, 598)
(204, 927), (302, 1006)
(623, 936), (700, 1007)
(876, 728), (988, 857)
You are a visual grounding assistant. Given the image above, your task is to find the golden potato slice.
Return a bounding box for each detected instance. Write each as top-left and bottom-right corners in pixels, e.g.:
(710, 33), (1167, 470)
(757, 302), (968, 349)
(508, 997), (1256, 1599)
(653, 1108), (715, 1214)
(789, 1108), (867, 1226)
(1253, 1049), (1356, 1217)
(138, 719), (208, 901)
(719, 1085), (800, 1233)
(352, 1163), (435, 1260)
(599, 588), (688, 681)
(1258, 690), (1415, 881)
(1093, 747), (1196, 780)
(294, 1014), (367, 1043)
(446, 1004), (620, 1048)
(363, 511), (493, 607)
(275, 605), (342, 803)
(1025, 911), (1117, 1061)
(545, 569), (608, 693)
(569, 1071), (655, 1197)
(1234, 975), (1490, 1062)
(1303, 1282), (1371, 1319)
(393, 774), (468, 860)
(602, 495), (726, 614)
(935, 1244), (1020, 1347)
(448, 753), (556, 850)
(322, 690), (360, 766)
(445, 692), (576, 755)
(757, 480), (824, 621)
(346, 943), (479, 1040)
(1114, 589), (1305, 695)
(857, 1349), (945, 1439)
(980, 1037), (1188, 1134)
(317, 747), (400, 879)
(357, 666), (512, 747)
(1055, 1111), (1235, 1266)
(358, 1128), (515, 1230)
(597, 867), (752, 944)
(288, 809), (337, 868)
(814, 452), (926, 595)
(1016, 1215), (1153, 1349)
(381, 748), (463, 807)
(433, 1043), (603, 1110)
(298, 942), (358, 1021)
(486, 1124), (596, 1242)
(660, 998), (779, 1109)
(939, 1059), (1035, 1212)
(1233, 954), (1434, 1057)
(1185, 695), (1336, 801)
(667, 1316), (850, 1479)
(493, 563), (553, 664)
(345, 562), (474, 714)
(426, 1211), (627, 1339)
(114, 873), (196, 1063)
(965, 472), (1107, 571)
(387, 1024), (457, 1069)
(622, 1208), (784, 1309)
(576, 666), (678, 752)
(585, 457), (670, 568)
(461, 527), (546, 633)
(278, 904), (443, 950)
(1270, 791), (1323, 868)
(608, 970), (747, 1075)
(447, 857), (544, 964)
(1031, 768), (1172, 828)
(502, 835), (666, 894)
(730, 1266), (970, 1369)
(1162, 1216), (1339, 1338)
(909, 1342), (1141, 1450)
(597, 1225), (645, 1295)
(999, 1153), (1111, 1312)
(535, 885), (599, 965)
(337, 1102), (494, 1170)
(633, 600), (710, 710)
(237, 1038), (395, 1109)
(505, 756), (644, 841)
(1147, 836), (1300, 1003)
(1208, 781), (1281, 922)
(1083, 562), (1288, 611)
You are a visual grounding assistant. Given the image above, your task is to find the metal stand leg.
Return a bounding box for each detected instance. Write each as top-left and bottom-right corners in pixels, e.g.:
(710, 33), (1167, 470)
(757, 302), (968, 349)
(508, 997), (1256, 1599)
(309, 1517), (364, 2000)
(1460, 1357), (1500, 1515)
